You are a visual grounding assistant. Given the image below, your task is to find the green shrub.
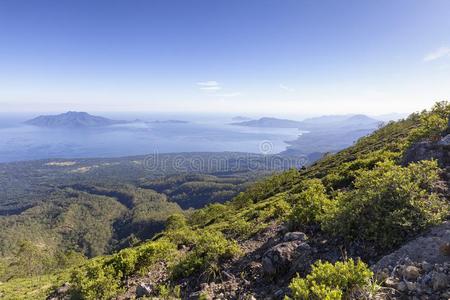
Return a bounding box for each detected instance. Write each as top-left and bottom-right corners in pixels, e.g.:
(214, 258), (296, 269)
(155, 283), (181, 299)
(322, 160), (448, 251)
(322, 150), (400, 190)
(408, 101), (450, 143)
(71, 259), (121, 300)
(225, 217), (255, 237)
(165, 227), (200, 248)
(287, 179), (335, 228)
(189, 203), (231, 227)
(135, 239), (177, 272)
(172, 229), (240, 279)
(70, 239), (177, 299)
(259, 195), (291, 221)
(109, 248), (138, 277)
(166, 213), (187, 230)
(288, 259), (373, 300)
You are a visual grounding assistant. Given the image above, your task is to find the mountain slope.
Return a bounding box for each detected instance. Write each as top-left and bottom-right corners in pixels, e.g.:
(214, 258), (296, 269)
(3, 102), (450, 299)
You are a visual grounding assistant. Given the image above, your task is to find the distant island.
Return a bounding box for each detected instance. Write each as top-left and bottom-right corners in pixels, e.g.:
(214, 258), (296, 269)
(24, 112), (190, 128)
(230, 114), (383, 156)
(231, 116), (252, 122)
(231, 117), (303, 128)
(25, 111), (127, 128)
(146, 120), (189, 124)
(231, 114), (381, 129)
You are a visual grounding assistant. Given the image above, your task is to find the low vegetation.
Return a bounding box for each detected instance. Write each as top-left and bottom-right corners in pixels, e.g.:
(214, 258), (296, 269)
(287, 259), (376, 300)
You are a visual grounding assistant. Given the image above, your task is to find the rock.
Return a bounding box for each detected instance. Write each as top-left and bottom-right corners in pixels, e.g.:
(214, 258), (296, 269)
(402, 141), (442, 165)
(438, 134), (450, 146)
(431, 272), (449, 291)
(262, 240), (311, 276)
(283, 232), (307, 242)
(422, 261), (433, 272)
(405, 280), (416, 291)
(372, 222), (450, 272)
(56, 282), (71, 294)
(221, 270), (234, 280)
(136, 283), (152, 298)
(404, 265), (421, 281)
(46, 282), (71, 300)
(274, 288), (285, 298)
(441, 291), (450, 298)
(385, 277), (399, 288)
(397, 281), (407, 292)
(421, 273), (432, 285)
(439, 243), (450, 256)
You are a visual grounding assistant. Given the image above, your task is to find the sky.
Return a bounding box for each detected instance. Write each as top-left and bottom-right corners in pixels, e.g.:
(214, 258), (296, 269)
(0, 0), (450, 116)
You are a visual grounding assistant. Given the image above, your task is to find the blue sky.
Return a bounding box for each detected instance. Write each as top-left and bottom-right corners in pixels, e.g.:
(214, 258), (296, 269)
(1, 0), (450, 115)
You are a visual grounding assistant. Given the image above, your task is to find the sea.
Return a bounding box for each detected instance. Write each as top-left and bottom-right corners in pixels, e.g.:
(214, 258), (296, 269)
(0, 113), (302, 163)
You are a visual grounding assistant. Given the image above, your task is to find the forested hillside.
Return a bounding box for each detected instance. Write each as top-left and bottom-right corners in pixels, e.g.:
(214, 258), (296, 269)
(0, 152), (303, 295)
(2, 102), (450, 299)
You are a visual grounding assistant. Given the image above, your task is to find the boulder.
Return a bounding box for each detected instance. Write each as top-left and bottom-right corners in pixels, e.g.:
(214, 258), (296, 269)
(401, 141), (444, 165)
(46, 283), (71, 300)
(262, 240), (311, 276)
(283, 232), (307, 242)
(403, 265), (421, 281)
(438, 134), (450, 146)
(136, 283), (152, 298)
(431, 272), (449, 291)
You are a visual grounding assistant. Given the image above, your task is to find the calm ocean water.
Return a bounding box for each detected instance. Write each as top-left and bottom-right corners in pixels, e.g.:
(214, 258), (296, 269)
(0, 113), (302, 163)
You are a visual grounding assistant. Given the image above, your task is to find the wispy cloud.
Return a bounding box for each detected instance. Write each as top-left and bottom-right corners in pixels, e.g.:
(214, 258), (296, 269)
(424, 47), (450, 62)
(196, 80), (240, 97)
(211, 92), (242, 98)
(279, 84), (295, 92)
(197, 81), (221, 91)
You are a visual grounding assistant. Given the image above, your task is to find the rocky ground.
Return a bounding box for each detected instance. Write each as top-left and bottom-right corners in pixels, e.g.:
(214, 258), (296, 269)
(113, 222), (349, 299)
(373, 222), (450, 300)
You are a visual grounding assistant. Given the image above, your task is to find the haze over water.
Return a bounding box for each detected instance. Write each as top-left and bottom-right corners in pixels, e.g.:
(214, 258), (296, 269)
(0, 113), (301, 163)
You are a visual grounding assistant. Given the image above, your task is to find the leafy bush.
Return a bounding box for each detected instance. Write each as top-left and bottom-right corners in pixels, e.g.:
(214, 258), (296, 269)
(172, 229), (241, 279)
(322, 160), (448, 251)
(71, 260), (121, 300)
(288, 259), (373, 300)
(188, 203), (231, 227)
(135, 239), (177, 272)
(408, 101), (450, 143)
(70, 239), (176, 299)
(287, 179), (335, 228)
(110, 248), (138, 277)
(321, 150), (400, 190)
(166, 213), (187, 230)
(165, 227), (201, 248)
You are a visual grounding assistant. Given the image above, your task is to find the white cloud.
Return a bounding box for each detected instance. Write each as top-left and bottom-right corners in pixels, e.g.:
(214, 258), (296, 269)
(424, 47), (450, 62)
(197, 80), (221, 91)
(196, 80), (240, 96)
(196, 81), (219, 86)
(200, 86), (222, 91)
(279, 84), (295, 92)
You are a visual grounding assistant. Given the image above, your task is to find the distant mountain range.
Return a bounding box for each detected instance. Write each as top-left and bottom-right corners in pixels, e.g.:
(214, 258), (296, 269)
(25, 111), (126, 128)
(231, 114), (382, 129)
